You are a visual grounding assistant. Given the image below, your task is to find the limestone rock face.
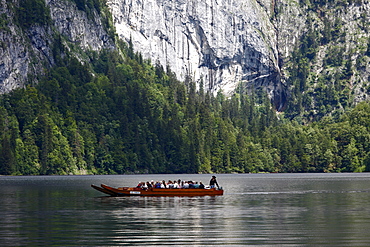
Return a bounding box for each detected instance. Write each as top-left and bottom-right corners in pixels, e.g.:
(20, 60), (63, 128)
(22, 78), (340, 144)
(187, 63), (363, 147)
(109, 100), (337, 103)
(0, 0), (43, 93)
(108, 0), (283, 99)
(0, 0), (113, 93)
(0, 25), (31, 93)
(2, 0), (370, 112)
(47, 0), (112, 51)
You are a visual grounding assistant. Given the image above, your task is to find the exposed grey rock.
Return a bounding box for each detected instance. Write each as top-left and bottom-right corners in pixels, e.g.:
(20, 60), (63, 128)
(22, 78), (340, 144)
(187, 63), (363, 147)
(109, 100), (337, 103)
(1, 0), (370, 112)
(0, 0), (114, 93)
(107, 0), (283, 99)
(0, 0), (31, 93)
(47, 0), (113, 51)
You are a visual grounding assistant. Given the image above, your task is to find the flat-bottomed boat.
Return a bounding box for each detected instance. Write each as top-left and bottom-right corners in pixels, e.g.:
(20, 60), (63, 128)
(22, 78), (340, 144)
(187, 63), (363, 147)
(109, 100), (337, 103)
(91, 184), (224, 196)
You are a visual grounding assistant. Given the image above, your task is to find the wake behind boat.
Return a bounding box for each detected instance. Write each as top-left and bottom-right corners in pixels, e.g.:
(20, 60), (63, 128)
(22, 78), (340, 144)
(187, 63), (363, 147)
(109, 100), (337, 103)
(91, 183), (224, 197)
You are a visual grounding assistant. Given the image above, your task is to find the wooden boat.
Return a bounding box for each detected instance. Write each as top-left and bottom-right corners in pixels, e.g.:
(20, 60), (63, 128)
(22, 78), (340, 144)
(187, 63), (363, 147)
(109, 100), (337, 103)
(91, 184), (224, 196)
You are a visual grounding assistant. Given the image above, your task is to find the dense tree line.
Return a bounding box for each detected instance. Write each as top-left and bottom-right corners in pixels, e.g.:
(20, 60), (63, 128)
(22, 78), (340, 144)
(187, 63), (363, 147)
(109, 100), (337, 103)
(1, 39), (370, 175)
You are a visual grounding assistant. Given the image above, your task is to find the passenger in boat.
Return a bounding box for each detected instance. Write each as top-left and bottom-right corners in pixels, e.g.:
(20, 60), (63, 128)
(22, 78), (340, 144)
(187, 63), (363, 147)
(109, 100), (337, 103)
(146, 181), (152, 188)
(210, 176), (219, 189)
(162, 180), (167, 188)
(193, 182), (200, 189)
(155, 181), (162, 188)
(173, 180), (179, 188)
(199, 181), (205, 189)
(183, 181), (189, 189)
(168, 180), (174, 188)
(188, 181), (194, 188)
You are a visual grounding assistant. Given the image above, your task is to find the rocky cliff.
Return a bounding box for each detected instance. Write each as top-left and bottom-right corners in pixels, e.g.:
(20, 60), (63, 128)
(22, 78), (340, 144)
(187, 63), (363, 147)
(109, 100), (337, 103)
(1, 0), (370, 114)
(0, 0), (114, 93)
(108, 0), (285, 108)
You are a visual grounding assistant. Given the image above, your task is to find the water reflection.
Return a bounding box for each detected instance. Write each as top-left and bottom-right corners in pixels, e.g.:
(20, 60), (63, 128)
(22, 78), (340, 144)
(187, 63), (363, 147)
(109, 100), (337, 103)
(1, 174), (370, 246)
(93, 196), (229, 245)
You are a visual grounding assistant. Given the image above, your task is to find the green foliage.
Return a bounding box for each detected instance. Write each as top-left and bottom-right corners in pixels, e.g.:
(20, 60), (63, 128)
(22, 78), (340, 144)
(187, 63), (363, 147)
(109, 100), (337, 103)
(0, 13), (10, 33)
(1, 0), (369, 176)
(72, 0), (102, 19)
(16, 0), (51, 29)
(284, 0), (362, 122)
(2, 37), (370, 175)
(324, 46), (344, 67)
(366, 38), (370, 57)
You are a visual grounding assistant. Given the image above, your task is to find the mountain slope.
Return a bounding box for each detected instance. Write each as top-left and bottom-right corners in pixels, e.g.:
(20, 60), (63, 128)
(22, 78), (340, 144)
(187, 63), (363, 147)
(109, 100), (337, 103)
(1, 0), (370, 175)
(108, 0), (282, 98)
(0, 0), (114, 93)
(275, 0), (370, 120)
(1, 0), (370, 117)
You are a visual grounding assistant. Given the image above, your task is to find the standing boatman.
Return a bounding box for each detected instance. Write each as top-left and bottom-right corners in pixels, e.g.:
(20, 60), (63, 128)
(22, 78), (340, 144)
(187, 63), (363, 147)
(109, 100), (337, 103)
(209, 175), (219, 189)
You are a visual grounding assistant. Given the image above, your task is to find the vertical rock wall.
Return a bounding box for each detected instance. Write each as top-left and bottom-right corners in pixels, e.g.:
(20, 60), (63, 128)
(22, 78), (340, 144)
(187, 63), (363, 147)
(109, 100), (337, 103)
(0, 0), (113, 93)
(108, 0), (283, 98)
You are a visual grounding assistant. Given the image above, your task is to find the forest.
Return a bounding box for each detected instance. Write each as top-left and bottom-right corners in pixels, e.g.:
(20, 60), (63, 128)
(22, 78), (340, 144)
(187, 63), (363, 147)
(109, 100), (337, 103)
(1, 37), (370, 175)
(2, 0), (370, 175)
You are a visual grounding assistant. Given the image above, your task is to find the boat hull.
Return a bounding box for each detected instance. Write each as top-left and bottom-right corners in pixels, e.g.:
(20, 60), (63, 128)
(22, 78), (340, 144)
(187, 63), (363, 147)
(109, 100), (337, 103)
(91, 184), (224, 196)
(91, 184), (117, 196)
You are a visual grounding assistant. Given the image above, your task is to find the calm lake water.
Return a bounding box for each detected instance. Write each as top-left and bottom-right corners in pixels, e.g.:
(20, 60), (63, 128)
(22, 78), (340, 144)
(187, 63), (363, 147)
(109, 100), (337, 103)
(1, 173), (370, 246)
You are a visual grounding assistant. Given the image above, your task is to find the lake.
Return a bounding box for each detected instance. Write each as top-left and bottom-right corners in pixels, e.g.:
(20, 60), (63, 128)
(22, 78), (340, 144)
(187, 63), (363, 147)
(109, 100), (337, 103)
(1, 173), (370, 246)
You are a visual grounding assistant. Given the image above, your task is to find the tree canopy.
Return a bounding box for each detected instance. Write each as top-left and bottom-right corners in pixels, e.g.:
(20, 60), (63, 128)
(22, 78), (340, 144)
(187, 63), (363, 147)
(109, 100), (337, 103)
(1, 38), (370, 175)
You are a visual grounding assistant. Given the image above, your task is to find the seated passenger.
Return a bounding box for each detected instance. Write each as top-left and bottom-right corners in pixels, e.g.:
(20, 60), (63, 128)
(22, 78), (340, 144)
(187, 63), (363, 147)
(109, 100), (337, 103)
(146, 181), (152, 188)
(199, 181), (205, 189)
(167, 180), (174, 188)
(189, 181), (195, 188)
(162, 180), (167, 188)
(173, 181), (179, 188)
(155, 181), (161, 188)
(183, 181), (189, 189)
(193, 182), (200, 189)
